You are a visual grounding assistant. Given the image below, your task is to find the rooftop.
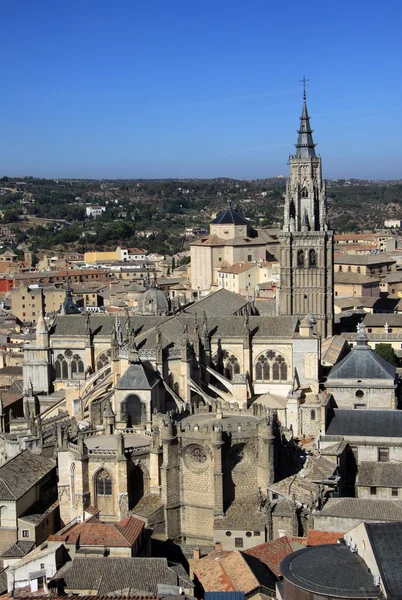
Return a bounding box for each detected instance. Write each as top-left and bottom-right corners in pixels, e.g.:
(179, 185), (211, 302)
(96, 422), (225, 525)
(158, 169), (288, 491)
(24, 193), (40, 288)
(0, 449), (55, 500)
(326, 409), (402, 438)
(366, 522), (402, 599)
(280, 544), (378, 598)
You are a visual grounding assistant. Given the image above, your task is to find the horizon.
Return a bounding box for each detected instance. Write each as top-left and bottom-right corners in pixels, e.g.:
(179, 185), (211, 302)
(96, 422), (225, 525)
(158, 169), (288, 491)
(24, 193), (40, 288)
(2, 0), (402, 180)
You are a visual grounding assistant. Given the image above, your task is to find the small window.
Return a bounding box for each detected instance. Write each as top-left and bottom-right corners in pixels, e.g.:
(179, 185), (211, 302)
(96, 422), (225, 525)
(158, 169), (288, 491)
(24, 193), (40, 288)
(254, 531), (261, 536)
(40, 563), (45, 570)
(235, 537), (243, 548)
(245, 531), (252, 538)
(370, 486), (377, 496)
(247, 255), (252, 262)
(310, 410), (316, 421)
(355, 390), (364, 398)
(226, 531), (232, 537)
(22, 529), (29, 538)
(354, 404), (366, 409)
(378, 447), (389, 462)
(368, 328), (372, 333)
(392, 488), (399, 497)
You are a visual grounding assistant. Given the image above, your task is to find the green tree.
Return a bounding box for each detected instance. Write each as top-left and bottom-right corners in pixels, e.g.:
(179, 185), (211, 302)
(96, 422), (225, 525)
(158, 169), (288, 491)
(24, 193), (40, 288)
(171, 256), (176, 272)
(374, 343), (398, 366)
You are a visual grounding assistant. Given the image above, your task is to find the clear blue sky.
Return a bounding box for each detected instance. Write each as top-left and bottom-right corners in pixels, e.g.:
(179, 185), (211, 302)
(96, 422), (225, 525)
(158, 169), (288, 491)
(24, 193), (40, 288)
(2, 0), (402, 179)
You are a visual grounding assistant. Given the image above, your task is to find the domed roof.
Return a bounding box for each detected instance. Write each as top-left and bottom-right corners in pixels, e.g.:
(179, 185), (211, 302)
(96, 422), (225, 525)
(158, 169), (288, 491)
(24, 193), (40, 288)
(137, 281), (169, 316)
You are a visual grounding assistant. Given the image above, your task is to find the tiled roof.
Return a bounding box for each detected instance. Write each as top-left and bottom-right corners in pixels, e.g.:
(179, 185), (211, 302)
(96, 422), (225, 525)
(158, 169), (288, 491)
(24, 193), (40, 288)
(1, 540), (35, 558)
(327, 340), (395, 381)
(334, 272), (380, 285)
(210, 208), (249, 226)
(49, 516), (144, 548)
(0, 450), (55, 500)
(317, 498), (402, 521)
(357, 462), (402, 488)
(214, 500), (268, 530)
(363, 313), (402, 327)
(55, 557), (180, 595)
(244, 536), (294, 577)
(334, 254), (396, 265)
(219, 263), (256, 274)
(306, 530), (343, 546)
(189, 551), (259, 593)
(184, 288), (249, 317)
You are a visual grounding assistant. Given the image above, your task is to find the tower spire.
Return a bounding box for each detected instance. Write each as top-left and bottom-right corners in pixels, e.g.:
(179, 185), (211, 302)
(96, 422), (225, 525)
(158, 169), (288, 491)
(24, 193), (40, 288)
(295, 75), (316, 159)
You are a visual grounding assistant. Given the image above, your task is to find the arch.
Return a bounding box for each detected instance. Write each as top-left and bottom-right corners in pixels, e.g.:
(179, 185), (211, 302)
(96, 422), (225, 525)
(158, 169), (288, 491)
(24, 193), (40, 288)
(224, 355), (240, 381)
(255, 351), (289, 383)
(71, 360), (77, 376)
(280, 360), (287, 380)
(297, 249), (304, 267)
(96, 350), (111, 371)
(301, 187), (308, 198)
(128, 462), (150, 509)
(0, 505), (7, 527)
(309, 248), (316, 267)
(255, 356), (270, 381)
(55, 360), (61, 379)
(311, 409), (316, 421)
(121, 394), (143, 426)
(289, 200), (296, 219)
(255, 361), (263, 381)
(95, 468), (112, 496)
(272, 361), (280, 380)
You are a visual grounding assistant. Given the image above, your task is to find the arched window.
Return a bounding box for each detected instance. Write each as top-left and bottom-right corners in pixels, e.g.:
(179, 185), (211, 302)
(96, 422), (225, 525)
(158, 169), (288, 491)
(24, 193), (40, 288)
(272, 362), (280, 380)
(0, 506), (7, 527)
(55, 360), (61, 379)
(96, 469), (112, 496)
(309, 249), (316, 267)
(225, 356), (240, 381)
(121, 394), (142, 426)
(71, 360), (77, 376)
(255, 362), (263, 380)
(62, 360), (68, 379)
(280, 361), (287, 380)
(297, 249), (304, 267)
(70, 464), (76, 501)
(301, 187), (308, 198)
(97, 351), (111, 371)
(289, 200), (296, 219)
(311, 410), (316, 421)
(263, 362), (270, 380)
(78, 360), (84, 373)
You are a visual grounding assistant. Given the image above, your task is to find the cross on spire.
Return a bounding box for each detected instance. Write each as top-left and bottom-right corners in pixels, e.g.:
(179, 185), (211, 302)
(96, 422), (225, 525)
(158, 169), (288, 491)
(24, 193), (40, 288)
(300, 74), (309, 101)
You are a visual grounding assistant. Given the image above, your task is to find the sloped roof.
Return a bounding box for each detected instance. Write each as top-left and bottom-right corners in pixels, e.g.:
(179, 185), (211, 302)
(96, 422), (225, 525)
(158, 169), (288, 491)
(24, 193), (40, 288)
(306, 530), (343, 546)
(0, 450), (55, 500)
(115, 360), (159, 390)
(326, 409), (402, 438)
(55, 557), (179, 595)
(244, 536), (294, 577)
(184, 288), (249, 316)
(210, 207), (249, 226)
(317, 498), (402, 521)
(366, 522), (402, 599)
(1, 540), (35, 558)
(50, 516), (144, 548)
(327, 336), (395, 381)
(357, 462), (402, 488)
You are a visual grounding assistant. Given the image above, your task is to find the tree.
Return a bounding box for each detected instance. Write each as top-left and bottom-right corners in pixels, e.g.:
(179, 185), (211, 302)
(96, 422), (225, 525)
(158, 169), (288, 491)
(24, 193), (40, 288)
(374, 343), (398, 366)
(171, 256), (176, 272)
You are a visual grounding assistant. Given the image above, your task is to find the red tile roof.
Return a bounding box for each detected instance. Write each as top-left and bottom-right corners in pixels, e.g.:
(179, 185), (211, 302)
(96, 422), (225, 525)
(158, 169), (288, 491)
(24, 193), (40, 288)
(244, 536), (294, 577)
(306, 530), (344, 546)
(48, 515), (144, 548)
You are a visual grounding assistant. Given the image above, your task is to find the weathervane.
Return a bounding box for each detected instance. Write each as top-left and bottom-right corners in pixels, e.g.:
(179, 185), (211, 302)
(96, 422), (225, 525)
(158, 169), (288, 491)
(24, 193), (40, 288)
(299, 74), (309, 100)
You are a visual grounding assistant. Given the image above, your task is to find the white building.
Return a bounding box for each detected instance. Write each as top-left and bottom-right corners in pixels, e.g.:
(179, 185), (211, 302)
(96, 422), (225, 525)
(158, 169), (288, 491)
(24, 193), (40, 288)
(85, 206), (106, 218)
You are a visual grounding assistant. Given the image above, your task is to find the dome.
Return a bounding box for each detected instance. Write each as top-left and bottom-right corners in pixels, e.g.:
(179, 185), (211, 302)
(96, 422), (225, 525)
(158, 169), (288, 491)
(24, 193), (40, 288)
(137, 282), (169, 316)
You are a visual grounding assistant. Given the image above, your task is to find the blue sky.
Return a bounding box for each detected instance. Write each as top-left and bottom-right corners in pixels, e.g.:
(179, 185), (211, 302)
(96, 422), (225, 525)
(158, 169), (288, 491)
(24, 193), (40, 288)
(2, 0), (402, 179)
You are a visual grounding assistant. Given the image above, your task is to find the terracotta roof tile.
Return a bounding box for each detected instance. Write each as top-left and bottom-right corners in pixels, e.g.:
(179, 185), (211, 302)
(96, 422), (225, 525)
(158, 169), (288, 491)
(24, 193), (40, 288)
(244, 536), (294, 577)
(306, 530), (344, 546)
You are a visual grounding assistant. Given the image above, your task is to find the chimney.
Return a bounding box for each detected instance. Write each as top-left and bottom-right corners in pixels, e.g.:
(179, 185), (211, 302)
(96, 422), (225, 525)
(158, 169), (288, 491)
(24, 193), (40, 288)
(193, 548), (200, 560)
(215, 542), (223, 552)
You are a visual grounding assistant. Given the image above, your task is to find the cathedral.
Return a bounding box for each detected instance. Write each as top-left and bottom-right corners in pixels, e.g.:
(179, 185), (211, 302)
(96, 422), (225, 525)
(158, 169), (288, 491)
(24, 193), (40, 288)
(15, 90), (334, 552)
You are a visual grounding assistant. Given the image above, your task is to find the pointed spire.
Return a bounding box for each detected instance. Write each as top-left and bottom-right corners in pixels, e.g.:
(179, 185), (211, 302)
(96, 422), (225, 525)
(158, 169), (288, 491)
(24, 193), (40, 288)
(295, 77), (316, 159)
(36, 311), (48, 336)
(128, 329), (140, 364)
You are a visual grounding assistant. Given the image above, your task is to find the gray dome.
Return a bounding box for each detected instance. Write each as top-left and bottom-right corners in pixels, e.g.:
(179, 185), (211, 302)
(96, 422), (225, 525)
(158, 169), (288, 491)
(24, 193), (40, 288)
(137, 284), (169, 316)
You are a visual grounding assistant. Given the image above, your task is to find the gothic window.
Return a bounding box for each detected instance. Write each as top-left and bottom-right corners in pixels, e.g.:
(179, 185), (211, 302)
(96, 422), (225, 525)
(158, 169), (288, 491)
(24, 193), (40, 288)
(255, 352), (288, 382)
(301, 187), (308, 198)
(55, 360), (61, 379)
(224, 355), (240, 380)
(297, 249), (304, 267)
(309, 249), (316, 267)
(62, 360), (68, 379)
(255, 356), (270, 381)
(71, 360), (77, 376)
(289, 200), (296, 219)
(121, 394), (142, 426)
(97, 350), (111, 371)
(96, 469), (112, 496)
(311, 410), (316, 421)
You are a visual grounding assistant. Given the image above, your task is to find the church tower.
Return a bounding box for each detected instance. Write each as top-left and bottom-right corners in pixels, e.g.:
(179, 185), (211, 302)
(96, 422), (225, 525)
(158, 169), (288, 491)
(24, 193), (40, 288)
(278, 83), (333, 338)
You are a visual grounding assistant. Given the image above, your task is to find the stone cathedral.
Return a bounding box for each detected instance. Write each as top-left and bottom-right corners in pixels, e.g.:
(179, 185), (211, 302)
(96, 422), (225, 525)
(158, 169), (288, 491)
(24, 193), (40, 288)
(278, 88), (334, 338)
(11, 90), (335, 554)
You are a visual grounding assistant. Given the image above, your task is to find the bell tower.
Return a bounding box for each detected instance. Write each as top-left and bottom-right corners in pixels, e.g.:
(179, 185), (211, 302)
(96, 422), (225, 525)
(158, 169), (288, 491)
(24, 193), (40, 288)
(278, 80), (333, 338)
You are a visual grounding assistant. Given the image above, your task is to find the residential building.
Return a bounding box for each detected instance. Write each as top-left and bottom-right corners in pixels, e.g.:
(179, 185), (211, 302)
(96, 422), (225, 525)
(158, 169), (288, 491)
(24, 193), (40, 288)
(85, 205), (106, 218)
